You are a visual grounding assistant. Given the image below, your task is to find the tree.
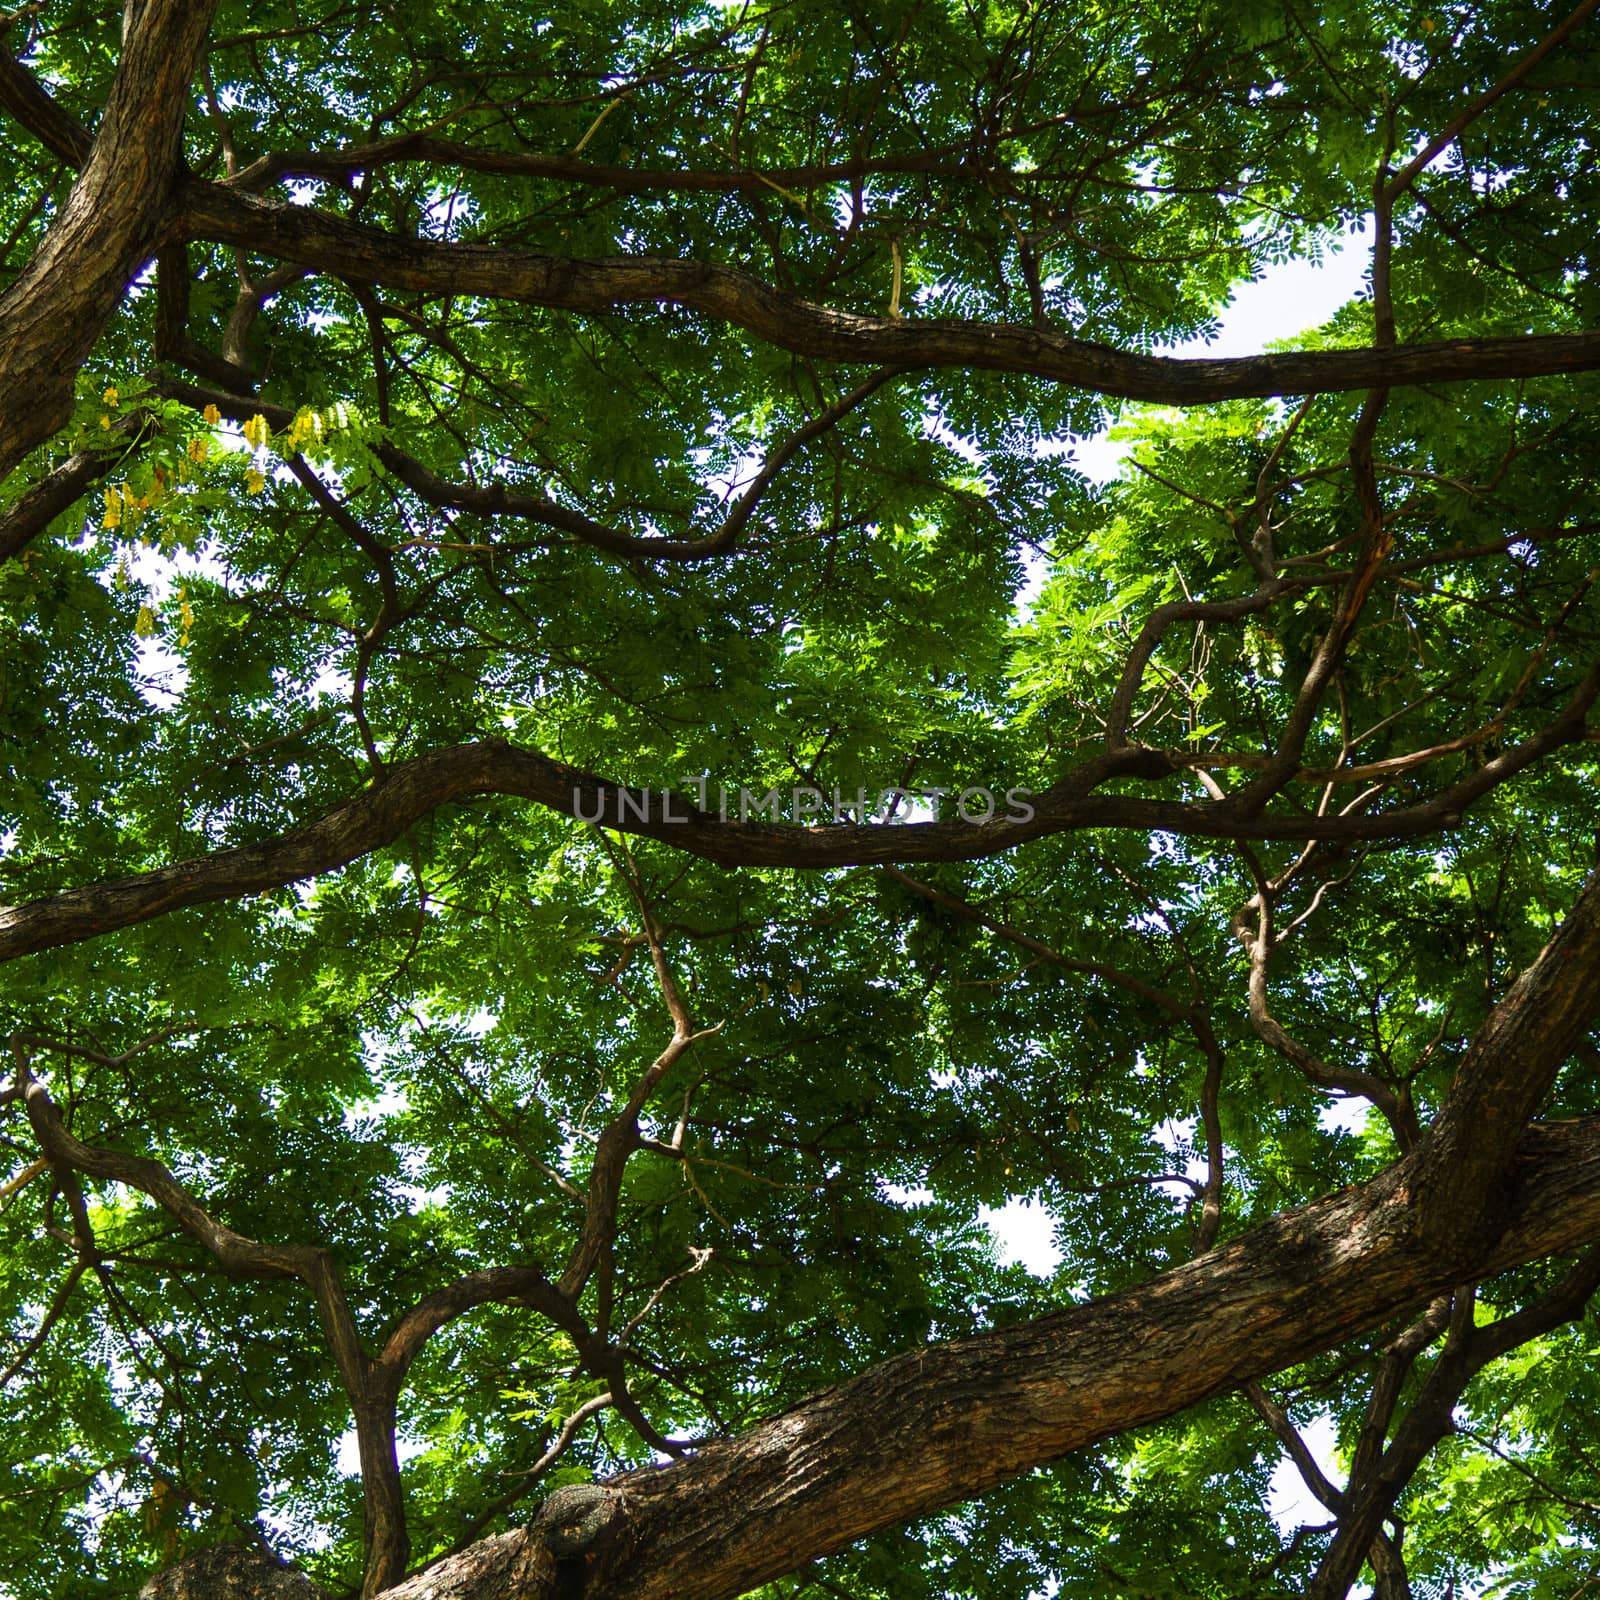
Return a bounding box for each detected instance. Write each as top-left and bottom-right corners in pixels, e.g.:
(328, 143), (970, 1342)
(4, 0), (1600, 1594)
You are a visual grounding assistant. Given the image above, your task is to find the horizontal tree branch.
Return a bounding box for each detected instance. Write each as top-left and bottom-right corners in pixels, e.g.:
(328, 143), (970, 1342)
(226, 135), (976, 196)
(177, 184), (1600, 405)
(4, 681), (1597, 966)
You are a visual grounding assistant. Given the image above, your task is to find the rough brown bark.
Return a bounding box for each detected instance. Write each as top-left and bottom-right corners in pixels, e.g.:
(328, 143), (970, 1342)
(143, 1114), (1600, 1600)
(0, 2), (216, 479)
(32, 868), (1600, 1600)
(386, 854), (1600, 1598)
(1416, 872), (1600, 1244)
(139, 1542), (325, 1599)
(0, 50), (91, 167)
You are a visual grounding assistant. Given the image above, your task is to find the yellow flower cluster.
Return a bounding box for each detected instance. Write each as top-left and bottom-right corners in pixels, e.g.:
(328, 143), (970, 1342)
(242, 412), (275, 494)
(285, 409), (323, 451)
(101, 474), (165, 531)
(127, 585), (198, 647)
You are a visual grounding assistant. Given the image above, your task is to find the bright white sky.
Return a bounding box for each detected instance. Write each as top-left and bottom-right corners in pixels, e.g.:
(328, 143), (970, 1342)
(1068, 222), (1373, 483)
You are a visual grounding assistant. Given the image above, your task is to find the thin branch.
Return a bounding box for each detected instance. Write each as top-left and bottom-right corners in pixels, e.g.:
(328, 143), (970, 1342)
(1382, 0), (1600, 205)
(1456, 1427), (1600, 1517)
(0, 1258), (86, 1386)
(446, 1391), (617, 1552)
(1244, 1380), (1345, 1515)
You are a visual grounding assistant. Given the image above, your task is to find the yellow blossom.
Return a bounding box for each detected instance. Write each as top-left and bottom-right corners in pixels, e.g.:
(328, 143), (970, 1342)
(188, 437), (208, 463)
(245, 467), (267, 494)
(100, 415), (111, 430)
(243, 413), (271, 451)
(102, 386), (119, 407)
(102, 488), (122, 530)
(287, 409), (323, 451)
(134, 604), (156, 637)
(202, 403), (221, 425)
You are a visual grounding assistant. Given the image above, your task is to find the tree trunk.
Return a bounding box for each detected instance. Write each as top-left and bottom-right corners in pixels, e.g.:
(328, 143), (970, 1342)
(139, 1116), (1600, 1600)
(0, 0), (216, 479)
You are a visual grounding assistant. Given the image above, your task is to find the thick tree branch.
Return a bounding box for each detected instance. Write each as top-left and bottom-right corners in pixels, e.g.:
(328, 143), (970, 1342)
(5, 684), (1600, 967)
(371, 1113), (1600, 1600)
(374, 1265), (584, 1401)
(1415, 868), (1600, 1248)
(226, 137), (978, 197)
(176, 183), (1600, 406)
(17, 1062), (307, 1279)
(0, 47), (91, 166)
(0, 0), (218, 480)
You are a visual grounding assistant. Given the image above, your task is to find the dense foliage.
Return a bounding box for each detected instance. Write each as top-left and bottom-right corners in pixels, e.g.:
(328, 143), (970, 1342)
(4, 2), (1600, 1597)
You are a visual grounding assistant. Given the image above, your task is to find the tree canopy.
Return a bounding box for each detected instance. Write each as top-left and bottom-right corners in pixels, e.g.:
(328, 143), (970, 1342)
(4, 1), (1600, 1597)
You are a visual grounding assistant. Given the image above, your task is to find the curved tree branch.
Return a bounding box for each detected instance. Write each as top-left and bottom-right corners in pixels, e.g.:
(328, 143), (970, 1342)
(0, 0), (218, 480)
(176, 183), (1600, 407)
(4, 661), (1599, 968)
(152, 370), (899, 564)
(369, 1112), (1600, 1600)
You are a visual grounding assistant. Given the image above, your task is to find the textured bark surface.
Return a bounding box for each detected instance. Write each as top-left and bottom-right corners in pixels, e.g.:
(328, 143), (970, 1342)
(0, 1), (217, 478)
(139, 1542), (326, 1599)
(357, 1118), (1600, 1600)
(138, 1115), (1600, 1600)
